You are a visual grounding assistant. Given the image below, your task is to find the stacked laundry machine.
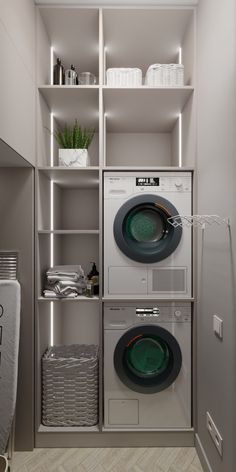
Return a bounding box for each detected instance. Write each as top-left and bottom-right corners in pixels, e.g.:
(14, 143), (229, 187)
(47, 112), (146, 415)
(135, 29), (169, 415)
(103, 171), (192, 430)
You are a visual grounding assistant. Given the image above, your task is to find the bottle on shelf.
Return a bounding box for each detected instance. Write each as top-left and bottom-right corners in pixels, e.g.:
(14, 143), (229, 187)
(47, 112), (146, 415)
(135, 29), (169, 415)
(85, 280), (94, 298)
(53, 58), (65, 85)
(65, 64), (78, 85)
(87, 262), (99, 295)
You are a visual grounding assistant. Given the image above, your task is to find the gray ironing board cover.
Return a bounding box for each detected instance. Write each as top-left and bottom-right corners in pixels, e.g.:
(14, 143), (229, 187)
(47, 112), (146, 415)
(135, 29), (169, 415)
(0, 280), (20, 454)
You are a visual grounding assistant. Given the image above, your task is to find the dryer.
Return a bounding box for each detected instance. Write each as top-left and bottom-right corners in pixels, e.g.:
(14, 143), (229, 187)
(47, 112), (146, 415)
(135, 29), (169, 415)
(103, 171), (192, 298)
(104, 303), (191, 430)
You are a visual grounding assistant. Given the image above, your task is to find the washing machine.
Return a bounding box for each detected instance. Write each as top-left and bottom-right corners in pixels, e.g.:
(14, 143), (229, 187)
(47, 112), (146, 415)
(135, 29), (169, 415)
(103, 171), (192, 298)
(103, 303), (191, 430)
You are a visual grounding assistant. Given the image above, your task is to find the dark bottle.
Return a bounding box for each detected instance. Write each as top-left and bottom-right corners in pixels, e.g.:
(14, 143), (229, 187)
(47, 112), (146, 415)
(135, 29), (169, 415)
(87, 262), (99, 295)
(53, 58), (65, 85)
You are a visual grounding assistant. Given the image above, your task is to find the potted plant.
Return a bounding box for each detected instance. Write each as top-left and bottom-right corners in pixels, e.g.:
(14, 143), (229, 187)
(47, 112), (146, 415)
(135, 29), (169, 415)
(55, 120), (95, 167)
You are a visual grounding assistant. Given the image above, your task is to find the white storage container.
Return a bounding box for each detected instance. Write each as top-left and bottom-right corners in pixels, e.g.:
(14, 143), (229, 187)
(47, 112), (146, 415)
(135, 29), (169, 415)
(175, 64), (185, 86)
(106, 68), (142, 87)
(145, 64), (184, 87)
(145, 64), (163, 86)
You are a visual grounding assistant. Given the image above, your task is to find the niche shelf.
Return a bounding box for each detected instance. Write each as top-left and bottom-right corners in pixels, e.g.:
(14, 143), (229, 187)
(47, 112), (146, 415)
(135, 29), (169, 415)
(103, 87), (194, 132)
(103, 87), (194, 167)
(35, 3), (196, 446)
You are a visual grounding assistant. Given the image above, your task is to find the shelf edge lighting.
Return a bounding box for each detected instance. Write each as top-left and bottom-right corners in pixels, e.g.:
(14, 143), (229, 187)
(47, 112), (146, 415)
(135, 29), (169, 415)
(179, 113), (182, 167)
(178, 47), (182, 65)
(50, 46), (54, 86)
(50, 110), (54, 346)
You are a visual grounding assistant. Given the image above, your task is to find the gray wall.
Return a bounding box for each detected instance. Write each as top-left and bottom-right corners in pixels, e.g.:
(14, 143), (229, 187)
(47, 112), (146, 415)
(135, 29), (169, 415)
(196, 0), (236, 470)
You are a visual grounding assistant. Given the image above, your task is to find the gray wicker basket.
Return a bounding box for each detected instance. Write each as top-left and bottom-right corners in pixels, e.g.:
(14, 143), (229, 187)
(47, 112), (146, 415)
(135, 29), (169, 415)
(42, 344), (99, 427)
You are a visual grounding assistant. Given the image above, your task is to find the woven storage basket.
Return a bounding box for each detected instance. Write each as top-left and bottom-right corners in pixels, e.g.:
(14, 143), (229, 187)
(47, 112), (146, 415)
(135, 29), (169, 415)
(42, 344), (99, 427)
(106, 68), (142, 87)
(145, 64), (184, 86)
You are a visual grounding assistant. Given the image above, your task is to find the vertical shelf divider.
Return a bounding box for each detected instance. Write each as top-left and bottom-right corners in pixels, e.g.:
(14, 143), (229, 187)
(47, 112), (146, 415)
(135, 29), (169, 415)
(99, 8), (104, 86)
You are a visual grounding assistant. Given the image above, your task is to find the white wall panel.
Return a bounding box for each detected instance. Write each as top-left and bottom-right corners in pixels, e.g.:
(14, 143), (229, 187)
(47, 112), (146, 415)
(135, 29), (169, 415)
(0, 22), (35, 165)
(0, 0), (35, 81)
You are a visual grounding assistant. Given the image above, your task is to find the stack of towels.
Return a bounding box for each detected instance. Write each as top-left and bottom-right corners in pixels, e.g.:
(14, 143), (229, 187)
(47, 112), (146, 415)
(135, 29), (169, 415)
(44, 265), (86, 298)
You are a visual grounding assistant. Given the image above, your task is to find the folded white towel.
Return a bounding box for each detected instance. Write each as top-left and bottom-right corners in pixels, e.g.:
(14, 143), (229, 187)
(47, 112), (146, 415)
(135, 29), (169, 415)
(47, 265), (85, 283)
(0, 280), (20, 454)
(43, 290), (78, 299)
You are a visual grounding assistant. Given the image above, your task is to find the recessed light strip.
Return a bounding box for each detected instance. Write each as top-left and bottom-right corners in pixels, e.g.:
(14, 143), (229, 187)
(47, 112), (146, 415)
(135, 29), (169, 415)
(50, 109), (54, 346)
(178, 47), (182, 65)
(50, 46), (54, 86)
(179, 113), (182, 167)
(50, 113), (54, 167)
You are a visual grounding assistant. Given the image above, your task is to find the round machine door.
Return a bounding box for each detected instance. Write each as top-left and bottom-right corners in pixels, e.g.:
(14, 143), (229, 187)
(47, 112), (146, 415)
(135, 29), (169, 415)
(113, 194), (182, 263)
(114, 325), (182, 394)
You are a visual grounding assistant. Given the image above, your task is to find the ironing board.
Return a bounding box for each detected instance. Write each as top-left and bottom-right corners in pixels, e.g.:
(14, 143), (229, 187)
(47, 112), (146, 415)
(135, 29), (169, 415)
(0, 281), (20, 454)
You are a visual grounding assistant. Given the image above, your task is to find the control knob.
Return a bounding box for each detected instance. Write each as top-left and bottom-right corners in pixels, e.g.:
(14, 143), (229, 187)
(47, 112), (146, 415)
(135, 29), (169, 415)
(175, 179), (183, 189)
(174, 310), (182, 319)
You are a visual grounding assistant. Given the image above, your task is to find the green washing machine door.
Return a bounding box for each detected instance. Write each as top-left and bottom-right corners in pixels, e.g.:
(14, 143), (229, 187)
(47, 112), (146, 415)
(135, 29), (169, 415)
(113, 194), (182, 263)
(114, 325), (182, 394)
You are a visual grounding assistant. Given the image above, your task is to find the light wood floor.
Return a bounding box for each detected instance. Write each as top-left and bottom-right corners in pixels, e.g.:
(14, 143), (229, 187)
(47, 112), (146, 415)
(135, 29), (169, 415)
(11, 447), (203, 472)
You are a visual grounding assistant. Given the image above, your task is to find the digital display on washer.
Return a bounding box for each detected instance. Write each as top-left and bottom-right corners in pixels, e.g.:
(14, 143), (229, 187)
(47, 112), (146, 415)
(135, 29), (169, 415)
(136, 307), (160, 317)
(136, 177), (160, 186)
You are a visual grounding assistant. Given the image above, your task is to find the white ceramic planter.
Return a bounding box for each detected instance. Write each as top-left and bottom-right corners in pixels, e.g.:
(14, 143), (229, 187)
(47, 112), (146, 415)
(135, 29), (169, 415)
(58, 149), (90, 167)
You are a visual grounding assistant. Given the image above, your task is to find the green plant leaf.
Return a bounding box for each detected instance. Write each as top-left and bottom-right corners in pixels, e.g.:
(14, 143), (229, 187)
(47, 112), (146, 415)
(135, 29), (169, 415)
(53, 120), (95, 149)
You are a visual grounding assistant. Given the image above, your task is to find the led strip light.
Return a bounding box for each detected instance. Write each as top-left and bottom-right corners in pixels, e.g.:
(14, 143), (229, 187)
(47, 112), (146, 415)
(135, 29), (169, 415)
(50, 111), (54, 346)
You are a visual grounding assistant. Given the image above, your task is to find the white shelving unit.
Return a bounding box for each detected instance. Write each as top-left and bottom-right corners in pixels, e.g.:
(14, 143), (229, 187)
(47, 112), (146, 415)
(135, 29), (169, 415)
(35, 4), (196, 447)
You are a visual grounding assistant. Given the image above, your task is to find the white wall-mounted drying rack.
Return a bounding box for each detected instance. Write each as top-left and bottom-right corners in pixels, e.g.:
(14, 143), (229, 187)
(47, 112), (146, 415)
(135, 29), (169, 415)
(167, 215), (230, 229)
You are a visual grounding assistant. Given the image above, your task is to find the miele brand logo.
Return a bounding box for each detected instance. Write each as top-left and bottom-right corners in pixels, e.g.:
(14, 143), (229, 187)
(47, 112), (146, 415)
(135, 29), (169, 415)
(110, 307), (124, 311)
(109, 178), (121, 182)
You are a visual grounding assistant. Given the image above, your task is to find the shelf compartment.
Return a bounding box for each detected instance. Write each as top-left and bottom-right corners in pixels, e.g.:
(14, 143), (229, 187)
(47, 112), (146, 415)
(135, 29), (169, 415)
(37, 170), (99, 231)
(38, 301), (100, 351)
(103, 87), (194, 167)
(38, 7), (99, 85)
(38, 167), (99, 187)
(37, 88), (99, 166)
(36, 301), (100, 432)
(38, 86), (99, 129)
(103, 8), (195, 86)
(37, 233), (99, 298)
(103, 87), (193, 133)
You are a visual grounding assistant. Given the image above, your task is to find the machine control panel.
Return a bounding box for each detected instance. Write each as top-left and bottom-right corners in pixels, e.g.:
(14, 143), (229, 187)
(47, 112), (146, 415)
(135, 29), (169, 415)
(104, 172), (192, 198)
(104, 305), (191, 328)
(136, 307), (160, 318)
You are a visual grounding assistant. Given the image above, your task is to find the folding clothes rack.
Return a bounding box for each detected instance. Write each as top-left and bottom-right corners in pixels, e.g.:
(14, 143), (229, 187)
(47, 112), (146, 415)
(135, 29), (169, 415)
(167, 214), (230, 229)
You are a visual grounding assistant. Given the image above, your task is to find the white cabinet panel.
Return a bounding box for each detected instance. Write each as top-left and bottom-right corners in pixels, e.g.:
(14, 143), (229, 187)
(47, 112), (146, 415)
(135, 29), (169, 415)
(0, 23), (35, 165)
(0, 0), (35, 80)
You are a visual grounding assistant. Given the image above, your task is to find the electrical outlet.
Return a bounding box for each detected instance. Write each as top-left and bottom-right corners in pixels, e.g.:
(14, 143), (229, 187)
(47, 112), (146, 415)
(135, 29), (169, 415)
(213, 315), (223, 339)
(206, 411), (223, 457)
